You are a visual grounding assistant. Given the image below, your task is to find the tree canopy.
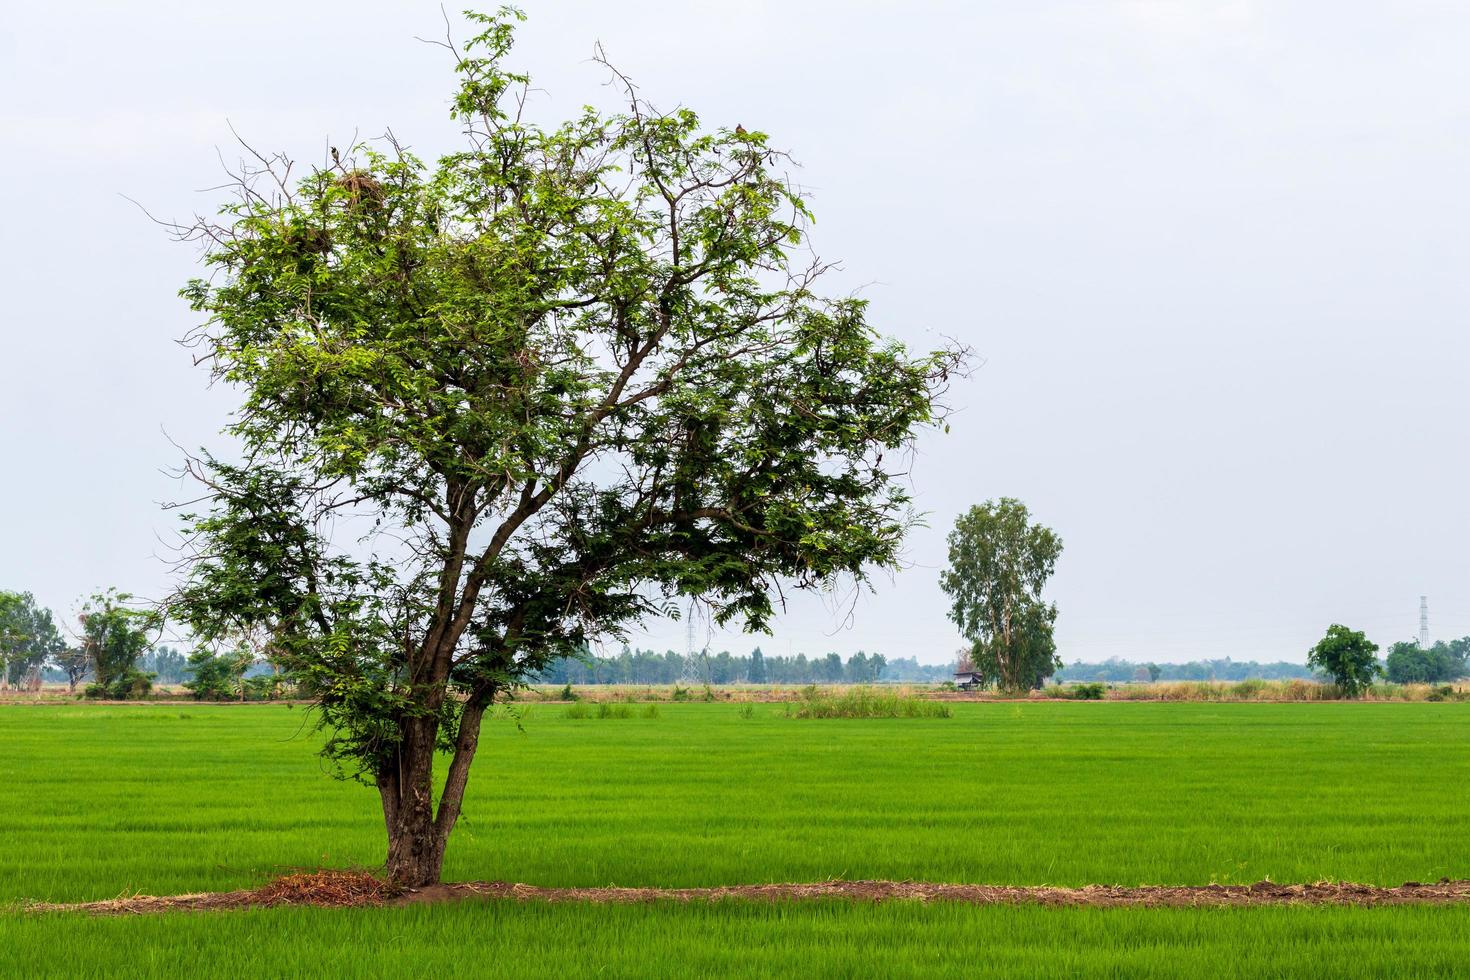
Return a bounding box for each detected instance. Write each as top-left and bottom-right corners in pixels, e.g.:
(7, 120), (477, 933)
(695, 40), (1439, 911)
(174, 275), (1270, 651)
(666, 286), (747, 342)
(0, 591), (65, 690)
(79, 591), (157, 700)
(1306, 624), (1379, 698)
(168, 8), (965, 886)
(1384, 639), (1469, 684)
(939, 499), (1063, 691)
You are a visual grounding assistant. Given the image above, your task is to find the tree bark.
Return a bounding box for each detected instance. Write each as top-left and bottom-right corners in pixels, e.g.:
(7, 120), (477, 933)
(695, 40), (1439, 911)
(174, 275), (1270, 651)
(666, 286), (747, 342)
(382, 715), (445, 887)
(378, 699), (491, 888)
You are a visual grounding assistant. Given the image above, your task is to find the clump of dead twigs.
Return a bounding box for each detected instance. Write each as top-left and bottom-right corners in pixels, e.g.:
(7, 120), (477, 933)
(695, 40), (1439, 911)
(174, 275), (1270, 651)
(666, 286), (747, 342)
(250, 869), (396, 907)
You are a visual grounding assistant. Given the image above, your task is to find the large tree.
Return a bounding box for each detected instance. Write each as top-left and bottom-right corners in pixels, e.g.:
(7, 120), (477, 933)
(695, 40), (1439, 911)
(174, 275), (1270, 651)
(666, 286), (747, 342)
(56, 647), (91, 693)
(169, 9), (964, 887)
(939, 498), (1063, 692)
(1306, 624), (1379, 698)
(0, 591), (65, 691)
(79, 592), (157, 699)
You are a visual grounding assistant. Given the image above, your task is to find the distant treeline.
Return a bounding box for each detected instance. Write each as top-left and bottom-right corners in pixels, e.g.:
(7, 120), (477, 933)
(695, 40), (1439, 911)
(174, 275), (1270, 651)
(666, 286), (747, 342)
(1055, 658), (1317, 683)
(1056, 643), (1470, 684)
(529, 648), (952, 685)
(41, 644), (277, 687)
(1384, 639), (1469, 684)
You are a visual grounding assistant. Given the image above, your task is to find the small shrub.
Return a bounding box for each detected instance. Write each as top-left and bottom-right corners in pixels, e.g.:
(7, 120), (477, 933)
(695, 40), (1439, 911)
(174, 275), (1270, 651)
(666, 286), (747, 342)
(671, 685), (691, 702)
(183, 650), (250, 701)
(938, 681), (957, 692)
(1230, 679), (1266, 700)
(597, 702), (634, 719)
(559, 683), (577, 702)
(738, 704), (755, 720)
(243, 674), (286, 701)
(702, 684), (717, 702)
(84, 668), (154, 700)
(1426, 685), (1455, 702)
(1071, 683), (1106, 701)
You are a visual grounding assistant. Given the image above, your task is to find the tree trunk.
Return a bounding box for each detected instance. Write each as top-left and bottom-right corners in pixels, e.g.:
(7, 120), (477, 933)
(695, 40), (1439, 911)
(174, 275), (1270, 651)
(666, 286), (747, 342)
(378, 700), (489, 888)
(384, 800), (447, 888)
(380, 715), (444, 887)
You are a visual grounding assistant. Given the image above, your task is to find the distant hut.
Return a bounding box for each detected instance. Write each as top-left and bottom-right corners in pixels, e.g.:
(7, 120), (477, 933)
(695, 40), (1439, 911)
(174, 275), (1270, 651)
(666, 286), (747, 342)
(953, 652), (982, 691)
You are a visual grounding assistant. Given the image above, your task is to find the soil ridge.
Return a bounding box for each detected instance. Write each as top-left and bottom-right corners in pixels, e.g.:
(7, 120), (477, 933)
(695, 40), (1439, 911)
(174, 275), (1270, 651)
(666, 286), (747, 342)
(24, 872), (1470, 915)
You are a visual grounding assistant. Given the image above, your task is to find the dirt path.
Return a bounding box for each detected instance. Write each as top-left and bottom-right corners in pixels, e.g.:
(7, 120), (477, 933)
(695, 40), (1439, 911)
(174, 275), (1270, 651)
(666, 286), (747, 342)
(22, 872), (1470, 915)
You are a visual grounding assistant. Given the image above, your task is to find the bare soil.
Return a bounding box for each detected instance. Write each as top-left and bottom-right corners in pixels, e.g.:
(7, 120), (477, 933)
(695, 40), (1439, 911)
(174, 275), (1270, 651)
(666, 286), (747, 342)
(24, 871), (1470, 916)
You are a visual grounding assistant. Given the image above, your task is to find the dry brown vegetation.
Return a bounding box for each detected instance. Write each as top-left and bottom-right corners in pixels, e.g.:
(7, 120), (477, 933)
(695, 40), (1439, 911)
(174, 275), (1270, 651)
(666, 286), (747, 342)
(527, 680), (1470, 704)
(7, 679), (1466, 708)
(27, 873), (1470, 916)
(1086, 680), (1470, 703)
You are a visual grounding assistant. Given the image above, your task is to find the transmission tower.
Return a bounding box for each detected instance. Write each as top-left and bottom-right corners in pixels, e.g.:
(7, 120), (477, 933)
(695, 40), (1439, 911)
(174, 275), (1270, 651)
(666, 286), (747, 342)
(682, 597), (709, 684)
(1419, 595), (1429, 648)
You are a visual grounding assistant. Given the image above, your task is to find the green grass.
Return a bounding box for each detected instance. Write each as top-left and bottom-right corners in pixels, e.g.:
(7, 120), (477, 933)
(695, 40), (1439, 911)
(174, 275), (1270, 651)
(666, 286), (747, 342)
(4, 901), (1470, 978)
(562, 701), (659, 719)
(3, 701), (1469, 976)
(789, 684), (952, 717)
(2, 702), (1469, 903)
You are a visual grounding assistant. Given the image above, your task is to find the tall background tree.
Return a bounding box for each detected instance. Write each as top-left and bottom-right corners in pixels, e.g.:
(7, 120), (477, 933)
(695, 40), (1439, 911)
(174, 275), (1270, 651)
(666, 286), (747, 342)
(169, 9), (965, 887)
(0, 591), (65, 691)
(1306, 624), (1379, 698)
(0, 592), (26, 688)
(748, 646), (768, 684)
(183, 647), (256, 701)
(939, 498), (1063, 692)
(79, 592), (157, 700)
(140, 645), (190, 685)
(56, 647), (91, 693)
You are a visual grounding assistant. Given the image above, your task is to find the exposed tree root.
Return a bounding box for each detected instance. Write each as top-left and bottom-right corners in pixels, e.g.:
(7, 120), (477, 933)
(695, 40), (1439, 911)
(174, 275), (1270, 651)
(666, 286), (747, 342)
(25, 873), (1470, 916)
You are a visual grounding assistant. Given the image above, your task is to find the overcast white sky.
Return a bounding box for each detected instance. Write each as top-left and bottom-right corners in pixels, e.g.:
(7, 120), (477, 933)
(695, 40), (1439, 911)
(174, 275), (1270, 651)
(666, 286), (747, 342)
(3, 1), (1468, 664)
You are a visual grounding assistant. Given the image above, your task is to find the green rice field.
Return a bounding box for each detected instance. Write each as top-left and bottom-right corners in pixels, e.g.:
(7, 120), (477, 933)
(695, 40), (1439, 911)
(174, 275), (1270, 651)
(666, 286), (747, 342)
(6, 899), (1470, 978)
(4, 700), (1469, 976)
